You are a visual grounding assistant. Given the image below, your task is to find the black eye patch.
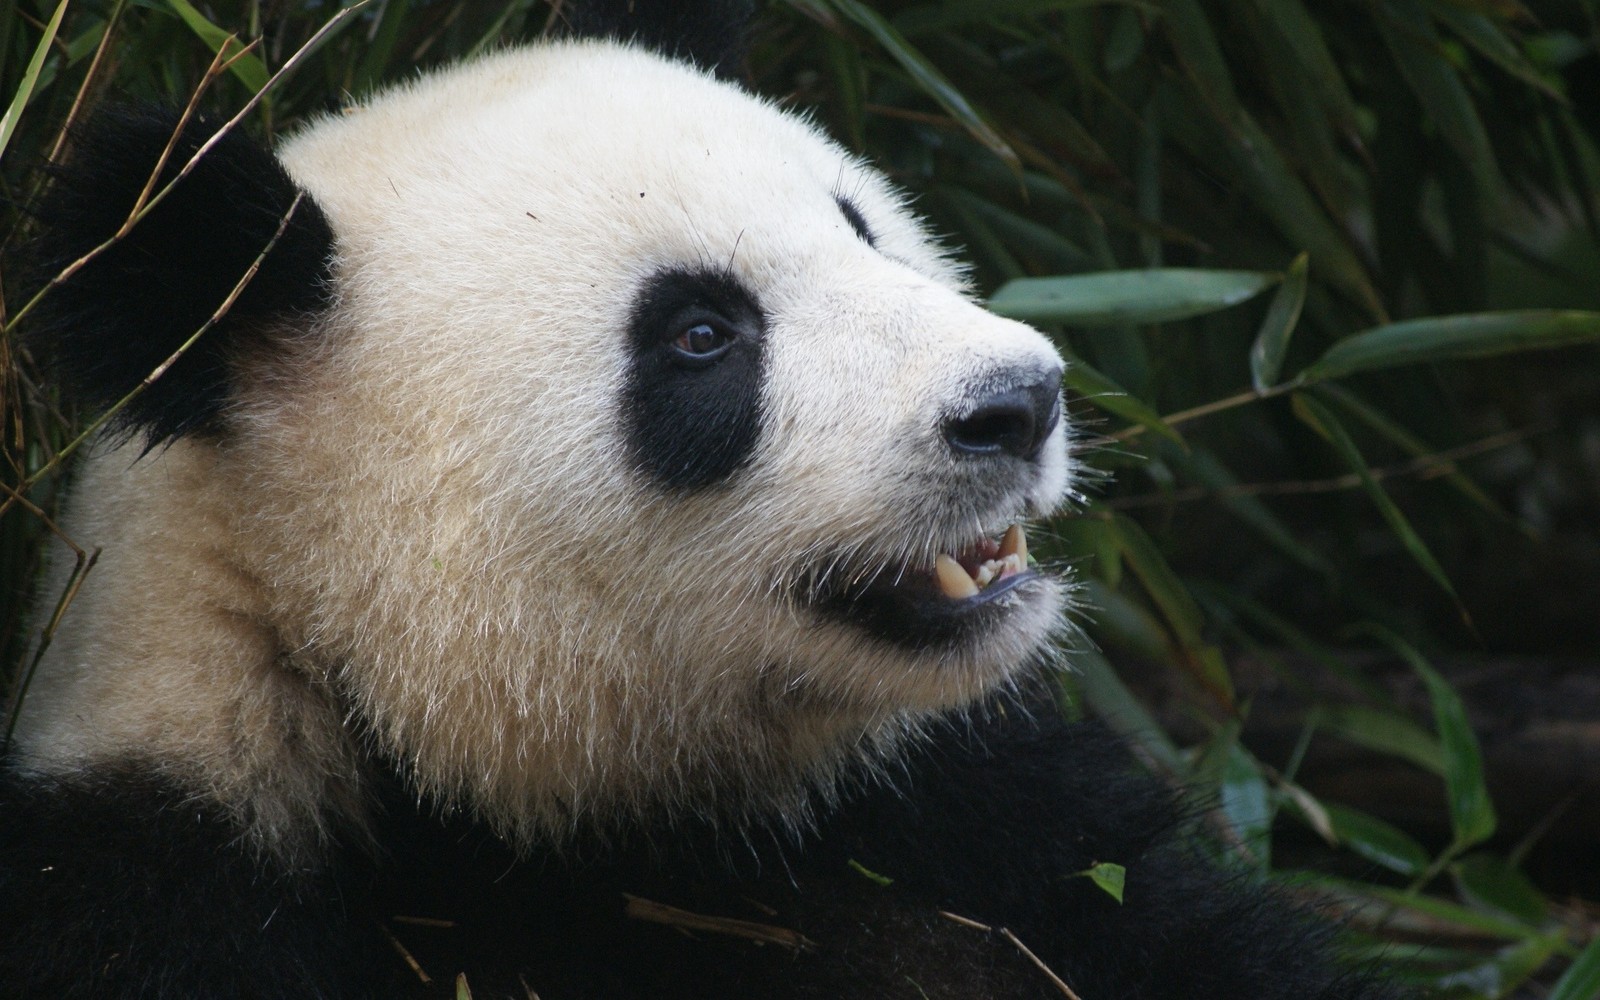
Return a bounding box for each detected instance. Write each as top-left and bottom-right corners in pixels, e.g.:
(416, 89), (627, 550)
(621, 267), (767, 489)
(835, 196), (876, 248)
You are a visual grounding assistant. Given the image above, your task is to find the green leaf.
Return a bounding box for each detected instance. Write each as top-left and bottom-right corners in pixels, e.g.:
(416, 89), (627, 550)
(1073, 862), (1127, 903)
(0, 0), (67, 163)
(1169, 447), (1334, 576)
(848, 859), (894, 887)
(1430, 5), (1564, 98)
(1219, 740), (1273, 865)
(1355, 625), (1496, 849)
(1105, 514), (1233, 706)
(1243, 0), (1361, 129)
(1300, 310), (1600, 382)
(892, 0), (1122, 35)
(166, 0), (270, 93)
(1249, 253), (1308, 392)
(989, 269), (1274, 326)
(1548, 932), (1600, 1000)
(827, 0), (1018, 168)
(1376, 1), (1500, 195)
(1453, 853), (1549, 925)
(1317, 384), (1509, 522)
(1071, 650), (1183, 771)
(1061, 353), (1183, 445)
(1293, 393), (1462, 605)
(455, 972), (473, 1000)
(1322, 705), (1445, 775)
(1326, 803), (1430, 876)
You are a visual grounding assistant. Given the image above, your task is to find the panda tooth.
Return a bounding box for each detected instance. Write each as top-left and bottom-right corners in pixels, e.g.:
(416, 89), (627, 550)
(935, 555), (980, 599)
(998, 524), (1027, 563)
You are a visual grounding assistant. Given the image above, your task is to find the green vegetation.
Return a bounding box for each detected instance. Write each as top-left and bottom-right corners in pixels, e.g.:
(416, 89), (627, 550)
(4, 2), (1598, 996)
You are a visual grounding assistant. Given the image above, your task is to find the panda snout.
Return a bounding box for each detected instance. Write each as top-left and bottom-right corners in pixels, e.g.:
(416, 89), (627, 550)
(942, 366), (1063, 462)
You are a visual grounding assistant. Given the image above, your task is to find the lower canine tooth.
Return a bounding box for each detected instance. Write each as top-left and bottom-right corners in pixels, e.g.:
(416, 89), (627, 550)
(935, 554), (980, 599)
(998, 524), (1028, 562)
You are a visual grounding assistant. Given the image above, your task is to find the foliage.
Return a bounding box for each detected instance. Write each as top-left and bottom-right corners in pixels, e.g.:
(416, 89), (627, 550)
(3, 1), (1599, 996)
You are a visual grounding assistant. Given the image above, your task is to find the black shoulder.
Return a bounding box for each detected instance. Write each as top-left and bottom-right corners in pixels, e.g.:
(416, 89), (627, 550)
(819, 711), (1413, 1000)
(0, 764), (391, 999)
(20, 106), (334, 446)
(559, 0), (757, 78)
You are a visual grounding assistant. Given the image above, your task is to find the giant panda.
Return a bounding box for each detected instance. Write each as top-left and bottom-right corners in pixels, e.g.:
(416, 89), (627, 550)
(0, 3), (1406, 998)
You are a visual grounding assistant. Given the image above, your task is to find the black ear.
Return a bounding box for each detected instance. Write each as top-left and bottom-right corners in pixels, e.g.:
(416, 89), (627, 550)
(561, 0), (757, 78)
(22, 106), (335, 446)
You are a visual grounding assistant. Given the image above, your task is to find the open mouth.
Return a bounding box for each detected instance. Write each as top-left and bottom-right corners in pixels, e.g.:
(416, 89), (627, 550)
(807, 523), (1049, 651)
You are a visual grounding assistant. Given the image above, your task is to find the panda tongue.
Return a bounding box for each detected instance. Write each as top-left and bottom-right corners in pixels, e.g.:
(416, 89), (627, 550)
(933, 525), (1028, 599)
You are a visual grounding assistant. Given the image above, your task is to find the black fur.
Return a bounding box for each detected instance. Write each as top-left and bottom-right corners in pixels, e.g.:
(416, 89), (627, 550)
(835, 195), (877, 247)
(561, 0), (757, 78)
(22, 106), (334, 445)
(0, 711), (1407, 1000)
(623, 266), (768, 488)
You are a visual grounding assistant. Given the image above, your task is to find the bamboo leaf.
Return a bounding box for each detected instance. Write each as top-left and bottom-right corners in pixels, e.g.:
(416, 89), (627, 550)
(1453, 853), (1548, 924)
(1250, 252), (1308, 391)
(1292, 393), (1462, 605)
(0, 0), (68, 163)
(1243, 0), (1361, 128)
(166, 0), (269, 92)
(1300, 310), (1600, 382)
(1354, 624), (1496, 850)
(1106, 514), (1234, 706)
(827, 0), (1018, 168)
(989, 269), (1274, 326)
(1072, 861), (1127, 903)
(1062, 354), (1184, 444)
(1376, 0), (1499, 194)
(1326, 803), (1431, 876)
(1548, 933), (1600, 1000)
(1322, 705), (1445, 775)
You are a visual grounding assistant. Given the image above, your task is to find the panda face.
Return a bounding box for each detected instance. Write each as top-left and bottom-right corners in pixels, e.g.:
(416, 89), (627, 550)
(221, 41), (1071, 836)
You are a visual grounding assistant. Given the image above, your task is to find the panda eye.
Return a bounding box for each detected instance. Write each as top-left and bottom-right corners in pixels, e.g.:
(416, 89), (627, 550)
(669, 320), (736, 365)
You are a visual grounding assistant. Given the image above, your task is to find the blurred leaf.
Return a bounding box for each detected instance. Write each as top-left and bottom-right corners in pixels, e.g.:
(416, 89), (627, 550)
(1159, 0), (1236, 111)
(1548, 933), (1600, 1000)
(1169, 447), (1335, 576)
(0, 0), (67, 163)
(1299, 310), (1600, 382)
(1293, 393), (1462, 605)
(1155, 87), (1384, 318)
(827, 0), (1019, 168)
(167, 0), (269, 93)
(1322, 705), (1445, 775)
(1429, 4), (1564, 99)
(1317, 384), (1510, 522)
(1376, 0), (1499, 194)
(1243, 0), (1361, 129)
(1355, 624), (1497, 850)
(1249, 252), (1309, 391)
(892, 0), (1123, 35)
(1220, 738), (1273, 866)
(1321, 877), (1533, 940)
(1072, 649), (1184, 771)
(1061, 352), (1184, 444)
(1105, 514), (1233, 707)
(1453, 853), (1549, 925)
(989, 269), (1274, 325)
(1326, 802), (1431, 876)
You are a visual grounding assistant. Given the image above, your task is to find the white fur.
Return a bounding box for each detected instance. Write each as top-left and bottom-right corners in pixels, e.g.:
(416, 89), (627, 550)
(16, 40), (1071, 851)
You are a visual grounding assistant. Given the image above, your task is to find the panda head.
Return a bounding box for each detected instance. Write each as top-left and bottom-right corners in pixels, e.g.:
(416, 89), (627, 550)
(23, 20), (1072, 844)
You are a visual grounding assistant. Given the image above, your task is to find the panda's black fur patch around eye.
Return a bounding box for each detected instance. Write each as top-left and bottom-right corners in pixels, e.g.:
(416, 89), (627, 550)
(835, 196), (876, 247)
(623, 268), (766, 489)
(22, 106), (335, 447)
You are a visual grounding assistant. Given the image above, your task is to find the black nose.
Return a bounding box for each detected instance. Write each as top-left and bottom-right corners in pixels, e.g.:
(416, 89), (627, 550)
(943, 368), (1063, 461)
